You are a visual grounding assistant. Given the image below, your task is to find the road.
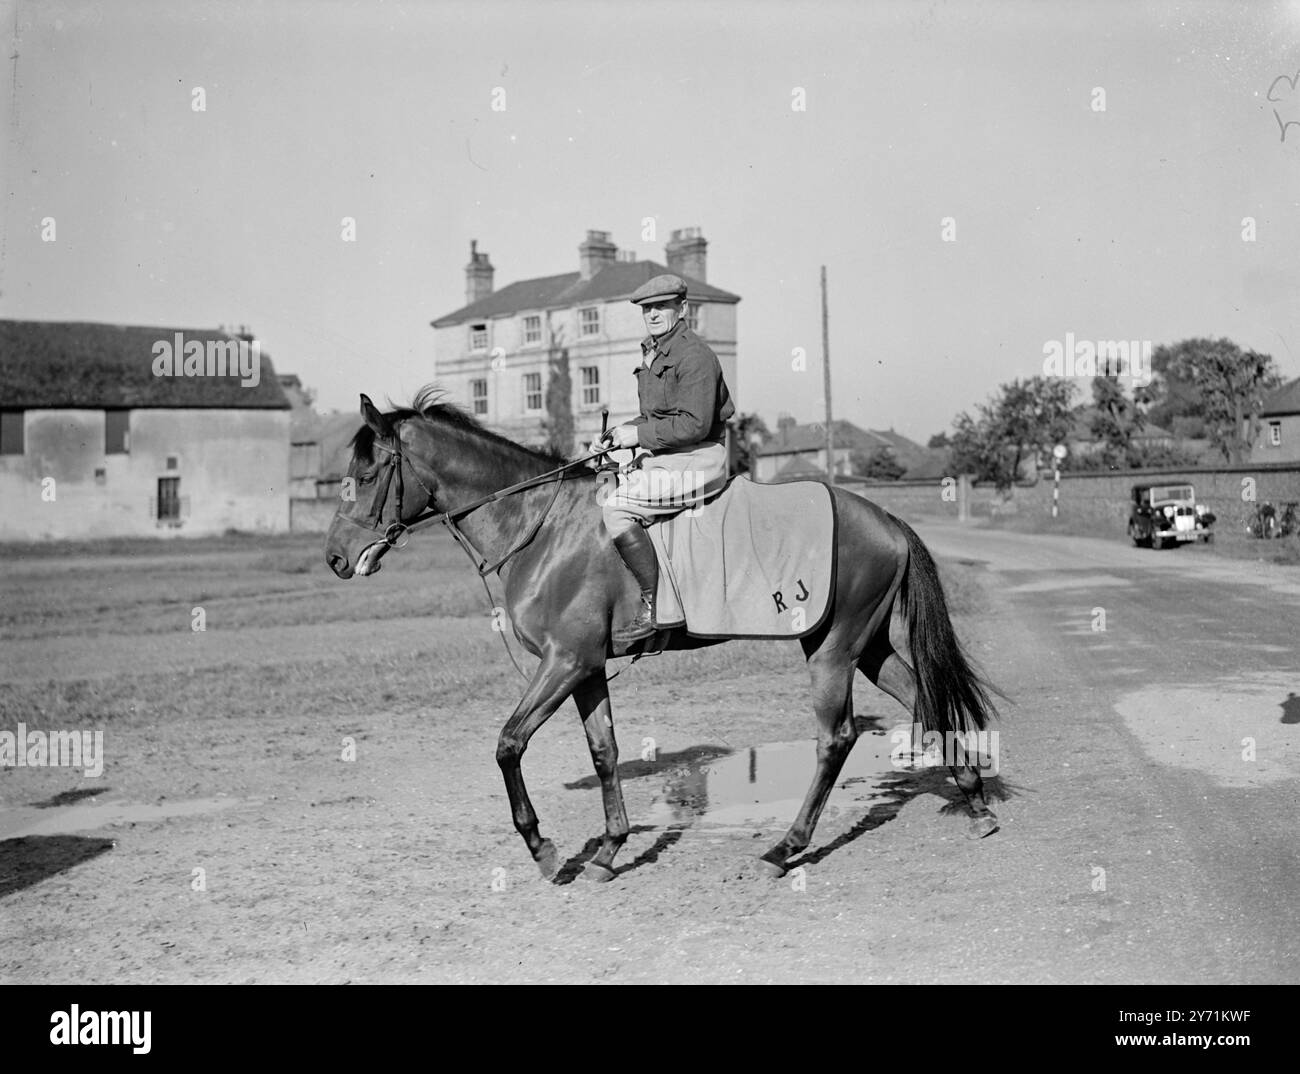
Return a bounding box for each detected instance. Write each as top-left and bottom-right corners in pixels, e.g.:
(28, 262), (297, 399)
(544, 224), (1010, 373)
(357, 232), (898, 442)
(905, 519), (1299, 982)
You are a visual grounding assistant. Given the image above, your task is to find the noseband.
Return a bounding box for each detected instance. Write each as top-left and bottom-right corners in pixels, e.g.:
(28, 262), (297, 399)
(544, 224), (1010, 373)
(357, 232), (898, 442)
(343, 427), (435, 550)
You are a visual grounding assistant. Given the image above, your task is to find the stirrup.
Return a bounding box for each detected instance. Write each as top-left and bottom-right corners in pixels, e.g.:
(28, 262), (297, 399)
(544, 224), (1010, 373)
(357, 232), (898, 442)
(612, 596), (656, 643)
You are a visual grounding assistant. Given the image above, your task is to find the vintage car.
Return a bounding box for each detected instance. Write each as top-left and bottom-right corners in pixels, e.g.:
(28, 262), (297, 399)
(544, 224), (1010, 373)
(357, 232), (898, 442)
(1128, 482), (1215, 548)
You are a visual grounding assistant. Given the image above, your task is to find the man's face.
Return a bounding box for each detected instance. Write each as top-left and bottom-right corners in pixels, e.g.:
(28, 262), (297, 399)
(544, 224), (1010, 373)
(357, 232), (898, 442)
(641, 299), (683, 338)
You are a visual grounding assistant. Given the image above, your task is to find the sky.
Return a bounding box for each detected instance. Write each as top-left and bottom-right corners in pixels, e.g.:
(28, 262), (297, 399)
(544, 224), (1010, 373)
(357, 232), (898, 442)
(3, 0), (1299, 443)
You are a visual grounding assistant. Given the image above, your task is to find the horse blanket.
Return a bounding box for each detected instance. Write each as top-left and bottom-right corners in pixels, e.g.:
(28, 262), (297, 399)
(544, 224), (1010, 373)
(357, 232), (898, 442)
(645, 476), (836, 639)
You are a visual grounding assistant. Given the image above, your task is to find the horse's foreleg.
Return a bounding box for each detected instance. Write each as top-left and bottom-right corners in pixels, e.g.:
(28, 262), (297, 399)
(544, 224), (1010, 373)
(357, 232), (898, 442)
(572, 670), (629, 882)
(759, 652), (858, 878)
(861, 644), (999, 838)
(496, 655), (591, 879)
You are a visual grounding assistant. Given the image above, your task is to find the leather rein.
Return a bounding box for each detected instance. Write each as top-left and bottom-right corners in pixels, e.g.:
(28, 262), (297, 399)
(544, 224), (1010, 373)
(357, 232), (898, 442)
(354, 423), (611, 577)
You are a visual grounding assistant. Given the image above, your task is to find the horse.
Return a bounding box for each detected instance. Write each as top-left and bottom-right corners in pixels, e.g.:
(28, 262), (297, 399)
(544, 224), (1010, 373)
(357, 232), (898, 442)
(325, 387), (1001, 882)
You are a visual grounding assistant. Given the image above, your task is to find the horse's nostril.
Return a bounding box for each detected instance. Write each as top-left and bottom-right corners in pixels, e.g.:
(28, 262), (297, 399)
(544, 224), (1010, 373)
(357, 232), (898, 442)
(327, 553), (349, 576)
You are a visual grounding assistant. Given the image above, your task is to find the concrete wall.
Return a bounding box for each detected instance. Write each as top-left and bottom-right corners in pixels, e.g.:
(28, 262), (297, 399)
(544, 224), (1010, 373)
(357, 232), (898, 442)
(0, 408), (289, 540)
(290, 496), (342, 533)
(829, 464), (1300, 531)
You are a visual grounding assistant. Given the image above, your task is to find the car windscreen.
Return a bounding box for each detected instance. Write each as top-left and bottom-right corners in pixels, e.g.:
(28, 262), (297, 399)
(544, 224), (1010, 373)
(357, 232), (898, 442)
(1150, 485), (1193, 503)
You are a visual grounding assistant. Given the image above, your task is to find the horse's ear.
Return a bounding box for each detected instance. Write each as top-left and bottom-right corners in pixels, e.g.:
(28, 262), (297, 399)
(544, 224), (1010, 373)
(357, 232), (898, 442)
(360, 394), (392, 437)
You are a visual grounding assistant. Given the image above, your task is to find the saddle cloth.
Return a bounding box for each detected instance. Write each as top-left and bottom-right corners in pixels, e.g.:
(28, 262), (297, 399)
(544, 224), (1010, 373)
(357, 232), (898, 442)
(645, 476), (836, 639)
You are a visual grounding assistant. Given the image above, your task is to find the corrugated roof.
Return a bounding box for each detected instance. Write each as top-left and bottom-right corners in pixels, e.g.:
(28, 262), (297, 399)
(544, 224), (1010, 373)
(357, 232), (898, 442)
(1261, 377), (1300, 417)
(0, 320), (290, 409)
(432, 260), (740, 327)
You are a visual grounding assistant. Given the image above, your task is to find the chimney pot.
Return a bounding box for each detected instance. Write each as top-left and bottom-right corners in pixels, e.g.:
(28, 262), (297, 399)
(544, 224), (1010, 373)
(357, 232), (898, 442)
(665, 227), (708, 282)
(578, 229), (618, 280)
(465, 239), (495, 305)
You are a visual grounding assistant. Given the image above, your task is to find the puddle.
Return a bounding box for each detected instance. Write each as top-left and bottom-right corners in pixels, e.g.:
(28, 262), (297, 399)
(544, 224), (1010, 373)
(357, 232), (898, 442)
(0, 797), (245, 840)
(643, 737), (901, 832)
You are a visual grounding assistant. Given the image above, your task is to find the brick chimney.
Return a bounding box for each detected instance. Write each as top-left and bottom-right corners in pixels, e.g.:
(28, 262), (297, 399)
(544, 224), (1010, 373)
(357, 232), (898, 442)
(665, 227), (707, 282)
(777, 413), (797, 446)
(465, 240), (494, 305)
(578, 229), (618, 280)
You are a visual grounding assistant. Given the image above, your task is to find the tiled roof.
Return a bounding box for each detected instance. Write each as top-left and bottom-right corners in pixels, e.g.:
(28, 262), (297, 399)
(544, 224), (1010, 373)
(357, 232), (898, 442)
(774, 456), (828, 480)
(1261, 377), (1300, 417)
(432, 260), (740, 327)
(758, 420), (896, 456)
(0, 320), (290, 409)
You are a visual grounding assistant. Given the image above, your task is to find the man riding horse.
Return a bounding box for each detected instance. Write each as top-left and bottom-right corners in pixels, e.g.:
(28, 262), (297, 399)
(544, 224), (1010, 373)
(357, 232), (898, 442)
(599, 273), (736, 644)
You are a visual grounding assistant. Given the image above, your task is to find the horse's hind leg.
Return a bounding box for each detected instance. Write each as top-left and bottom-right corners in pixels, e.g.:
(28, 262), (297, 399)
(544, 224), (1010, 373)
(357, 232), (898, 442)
(572, 670), (629, 882)
(859, 643), (999, 838)
(758, 652), (858, 878)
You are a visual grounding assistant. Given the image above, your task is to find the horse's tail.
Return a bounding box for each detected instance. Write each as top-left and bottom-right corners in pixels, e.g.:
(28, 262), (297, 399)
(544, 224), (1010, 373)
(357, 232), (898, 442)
(894, 516), (999, 735)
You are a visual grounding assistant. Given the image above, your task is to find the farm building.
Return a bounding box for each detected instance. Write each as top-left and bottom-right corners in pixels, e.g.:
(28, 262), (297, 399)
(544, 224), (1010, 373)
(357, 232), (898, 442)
(0, 319), (292, 540)
(1251, 377), (1300, 464)
(754, 416), (929, 482)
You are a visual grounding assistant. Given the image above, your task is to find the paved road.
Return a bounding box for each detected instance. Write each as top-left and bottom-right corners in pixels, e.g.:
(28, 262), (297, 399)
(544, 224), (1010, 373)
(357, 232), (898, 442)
(908, 519), (1299, 982)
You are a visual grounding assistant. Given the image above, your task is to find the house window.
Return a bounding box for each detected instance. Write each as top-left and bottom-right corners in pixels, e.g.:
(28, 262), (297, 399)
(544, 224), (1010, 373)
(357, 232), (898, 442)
(685, 302), (701, 333)
(581, 366), (601, 406)
(523, 372), (543, 412)
(580, 307), (600, 336)
(1269, 421), (1281, 447)
(157, 477), (181, 522)
(469, 323), (488, 351)
(523, 315), (541, 345)
(0, 411), (22, 455)
(471, 378), (488, 417)
(105, 409), (130, 454)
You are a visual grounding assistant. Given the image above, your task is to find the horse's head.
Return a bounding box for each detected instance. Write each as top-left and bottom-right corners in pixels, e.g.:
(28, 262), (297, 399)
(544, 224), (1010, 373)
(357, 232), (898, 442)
(325, 394), (439, 579)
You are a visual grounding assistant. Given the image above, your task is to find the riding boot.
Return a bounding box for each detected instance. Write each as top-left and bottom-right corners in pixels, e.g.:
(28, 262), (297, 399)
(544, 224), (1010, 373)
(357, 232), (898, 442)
(611, 526), (658, 643)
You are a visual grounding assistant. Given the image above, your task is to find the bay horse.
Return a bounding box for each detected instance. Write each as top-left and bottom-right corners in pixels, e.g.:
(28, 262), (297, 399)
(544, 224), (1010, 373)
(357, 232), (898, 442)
(325, 388), (1000, 882)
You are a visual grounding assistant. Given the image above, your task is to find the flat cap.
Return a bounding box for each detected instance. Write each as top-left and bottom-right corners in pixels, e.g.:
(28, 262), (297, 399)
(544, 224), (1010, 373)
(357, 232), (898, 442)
(630, 273), (687, 306)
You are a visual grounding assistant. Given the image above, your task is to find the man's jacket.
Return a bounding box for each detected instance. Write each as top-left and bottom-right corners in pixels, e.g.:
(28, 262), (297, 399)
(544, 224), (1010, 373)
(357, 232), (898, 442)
(631, 320), (735, 452)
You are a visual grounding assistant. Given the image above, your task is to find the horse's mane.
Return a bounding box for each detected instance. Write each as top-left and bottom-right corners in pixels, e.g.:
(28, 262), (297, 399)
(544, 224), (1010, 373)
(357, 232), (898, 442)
(349, 385), (566, 467)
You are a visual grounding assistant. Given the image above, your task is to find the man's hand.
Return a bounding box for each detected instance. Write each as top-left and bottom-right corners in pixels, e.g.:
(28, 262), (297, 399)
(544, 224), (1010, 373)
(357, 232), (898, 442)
(602, 424), (639, 449)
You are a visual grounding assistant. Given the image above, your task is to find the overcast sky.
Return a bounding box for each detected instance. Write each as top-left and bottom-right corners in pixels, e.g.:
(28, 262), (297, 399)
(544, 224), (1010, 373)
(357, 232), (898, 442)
(3, 0), (1299, 443)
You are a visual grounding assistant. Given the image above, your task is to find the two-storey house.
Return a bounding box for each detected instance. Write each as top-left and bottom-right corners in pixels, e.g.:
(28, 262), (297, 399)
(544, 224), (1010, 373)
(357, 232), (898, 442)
(430, 228), (740, 451)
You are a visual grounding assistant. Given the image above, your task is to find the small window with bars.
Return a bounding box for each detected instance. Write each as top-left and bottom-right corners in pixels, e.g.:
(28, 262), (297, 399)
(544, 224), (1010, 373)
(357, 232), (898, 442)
(523, 315), (541, 345)
(469, 323), (488, 351)
(471, 378), (488, 416)
(523, 372), (543, 412)
(580, 366), (601, 406)
(1269, 422), (1282, 447)
(157, 477), (181, 521)
(580, 308), (600, 336)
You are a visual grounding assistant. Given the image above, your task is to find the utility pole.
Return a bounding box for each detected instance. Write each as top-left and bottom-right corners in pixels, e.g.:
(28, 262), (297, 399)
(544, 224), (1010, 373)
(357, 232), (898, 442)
(821, 265), (835, 487)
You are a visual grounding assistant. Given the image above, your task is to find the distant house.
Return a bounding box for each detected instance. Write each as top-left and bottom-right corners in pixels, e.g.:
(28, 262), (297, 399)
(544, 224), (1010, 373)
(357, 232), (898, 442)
(754, 417), (928, 482)
(0, 320), (291, 540)
(279, 374), (361, 500)
(1064, 408), (1175, 460)
(431, 228), (741, 450)
(1251, 378), (1300, 464)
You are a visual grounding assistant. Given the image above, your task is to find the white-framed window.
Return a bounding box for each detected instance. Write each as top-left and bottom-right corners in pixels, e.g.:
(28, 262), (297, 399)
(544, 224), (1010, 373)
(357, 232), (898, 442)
(1269, 421), (1282, 447)
(685, 302), (701, 332)
(581, 366), (601, 406)
(523, 372), (543, 412)
(580, 307), (600, 336)
(469, 323), (488, 352)
(523, 315), (541, 345)
(471, 378), (488, 416)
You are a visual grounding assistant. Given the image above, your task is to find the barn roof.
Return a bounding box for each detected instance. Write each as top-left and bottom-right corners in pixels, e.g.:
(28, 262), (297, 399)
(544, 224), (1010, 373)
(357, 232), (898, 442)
(0, 320), (291, 409)
(1261, 377), (1300, 418)
(431, 260), (740, 328)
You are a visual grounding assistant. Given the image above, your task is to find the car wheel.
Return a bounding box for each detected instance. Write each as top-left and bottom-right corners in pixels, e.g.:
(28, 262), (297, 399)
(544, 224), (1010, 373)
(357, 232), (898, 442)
(1152, 534), (1163, 550)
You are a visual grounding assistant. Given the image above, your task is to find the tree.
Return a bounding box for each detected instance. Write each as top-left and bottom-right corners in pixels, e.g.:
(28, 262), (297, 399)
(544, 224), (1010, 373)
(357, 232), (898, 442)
(1149, 339), (1281, 464)
(949, 377), (1078, 490)
(927, 432), (950, 449)
(541, 323), (574, 457)
(1090, 372), (1145, 468)
(849, 446), (906, 480)
(733, 412), (770, 475)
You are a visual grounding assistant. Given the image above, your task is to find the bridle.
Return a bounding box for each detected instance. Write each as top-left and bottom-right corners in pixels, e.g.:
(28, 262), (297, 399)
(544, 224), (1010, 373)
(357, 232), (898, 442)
(345, 420), (605, 578)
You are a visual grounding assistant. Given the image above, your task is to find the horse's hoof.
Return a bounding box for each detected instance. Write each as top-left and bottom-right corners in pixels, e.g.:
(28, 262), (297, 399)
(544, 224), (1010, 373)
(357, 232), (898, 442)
(582, 861), (617, 883)
(534, 839), (561, 879)
(756, 856), (788, 879)
(969, 815), (1000, 839)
